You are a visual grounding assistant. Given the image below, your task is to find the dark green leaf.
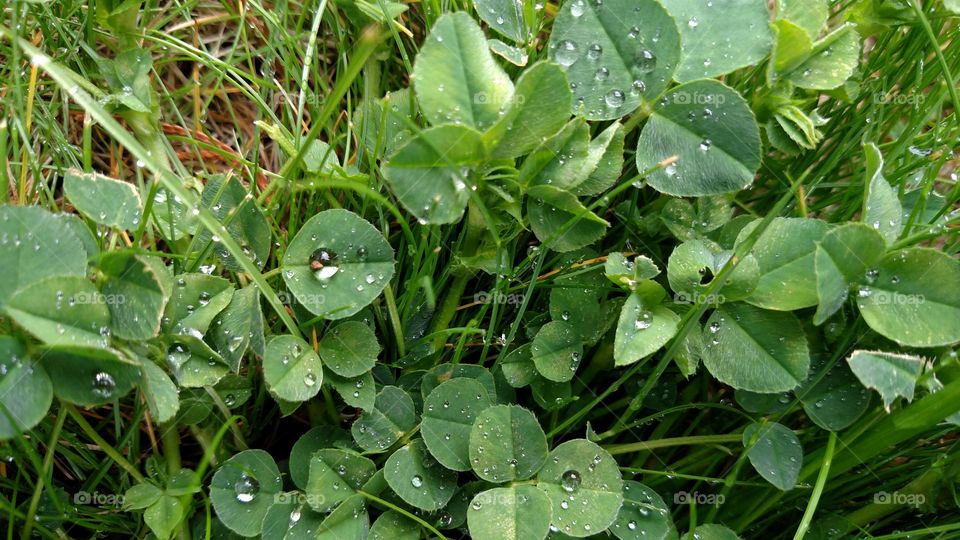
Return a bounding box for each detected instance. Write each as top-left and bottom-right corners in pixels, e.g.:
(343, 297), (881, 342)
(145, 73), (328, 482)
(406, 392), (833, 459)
(469, 404), (548, 482)
(209, 449), (282, 537)
(637, 81), (761, 197)
(385, 439), (458, 511)
(281, 209), (395, 319)
(701, 303), (810, 392)
(63, 170), (143, 230)
(422, 378), (493, 471)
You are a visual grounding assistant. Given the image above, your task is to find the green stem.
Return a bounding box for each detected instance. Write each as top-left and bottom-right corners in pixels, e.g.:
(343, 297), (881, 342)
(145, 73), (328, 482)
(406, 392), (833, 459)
(383, 283), (406, 357)
(161, 423), (182, 474)
(603, 434), (742, 455)
(428, 203), (485, 355)
(429, 273), (471, 355)
(792, 432), (836, 540)
(910, 0), (960, 130)
(357, 490), (448, 539)
(64, 403), (145, 482)
(21, 406), (67, 540)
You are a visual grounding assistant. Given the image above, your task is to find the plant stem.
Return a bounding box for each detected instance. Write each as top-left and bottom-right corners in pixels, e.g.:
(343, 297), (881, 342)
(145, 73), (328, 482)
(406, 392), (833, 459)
(21, 406), (66, 540)
(429, 273), (471, 355)
(793, 431), (836, 540)
(357, 490), (448, 539)
(64, 403), (145, 483)
(161, 423), (182, 474)
(603, 434), (742, 455)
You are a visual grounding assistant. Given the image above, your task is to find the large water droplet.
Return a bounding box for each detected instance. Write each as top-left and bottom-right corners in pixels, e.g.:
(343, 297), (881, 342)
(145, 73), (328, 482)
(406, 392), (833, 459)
(587, 43), (603, 60)
(635, 49), (656, 73)
(605, 89), (625, 108)
(92, 372), (116, 398)
(570, 0), (585, 17)
(634, 311), (653, 330)
(234, 474), (260, 503)
(166, 342), (191, 369)
(561, 470), (582, 492)
(411, 475), (423, 488)
(555, 40), (579, 66)
(310, 248), (339, 281)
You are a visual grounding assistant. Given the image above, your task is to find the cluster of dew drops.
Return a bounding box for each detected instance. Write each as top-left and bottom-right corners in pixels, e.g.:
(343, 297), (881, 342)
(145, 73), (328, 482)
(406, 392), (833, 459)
(282, 234), (382, 297)
(551, 0), (660, 115)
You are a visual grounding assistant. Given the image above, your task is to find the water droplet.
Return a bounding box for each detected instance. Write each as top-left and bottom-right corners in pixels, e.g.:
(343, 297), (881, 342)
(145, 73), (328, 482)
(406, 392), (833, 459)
(411, 475), (423, 488)
(635, 49), (656, 73)
(555, 40), (579, 66)
(587, 43), (603, 60)
(92, 372), (116, 398)
(687, 16), (699, 28)
(605, 89), (625, 108)
(561, 470), (582, 492)
(633, 309), (654, 331)
(310, 248), (339, 281)
(570, 0), (585, 17)
(234, 474), (260, 503)
(304, 372), (318, 386)
(438, 512), (453, 527)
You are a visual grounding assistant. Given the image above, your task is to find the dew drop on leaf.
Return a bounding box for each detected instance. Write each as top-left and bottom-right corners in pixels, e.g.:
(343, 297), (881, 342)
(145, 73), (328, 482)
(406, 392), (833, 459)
(555, 40), (579, 66)
(570, 0), (585, 17)
(605, 89), (625, 108)
(635, 49), (656, 73)
(234, 474), (259, 503)
(587, 43), (603, 60)
(561, 470), (582, 492)
(92, 372), (116, 398)
(634, 311), (653, 330)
